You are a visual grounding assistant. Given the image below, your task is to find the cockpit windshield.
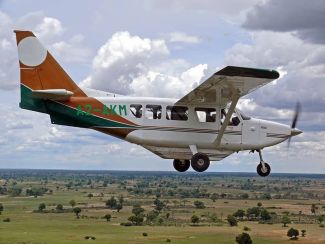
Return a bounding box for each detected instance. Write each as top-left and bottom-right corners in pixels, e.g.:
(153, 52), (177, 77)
(237, 108), (251, 120)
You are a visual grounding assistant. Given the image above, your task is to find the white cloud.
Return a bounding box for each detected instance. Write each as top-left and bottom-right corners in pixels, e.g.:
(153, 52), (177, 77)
(81, 31), (208, 98)
(167, 32), (201, 44)
(50, 34), (92, 63)
(35, 17), (64, 40)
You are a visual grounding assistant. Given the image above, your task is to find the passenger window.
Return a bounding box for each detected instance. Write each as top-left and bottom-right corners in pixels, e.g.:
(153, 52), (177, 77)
(195, 108), (216, 122)
(145, 105), (162, 119)
(130, 104), (142, 118)
(166, 106), (188, 121)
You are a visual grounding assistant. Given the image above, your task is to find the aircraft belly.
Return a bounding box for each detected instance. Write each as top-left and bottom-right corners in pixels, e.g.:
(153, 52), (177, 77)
(126, 130), (217, 148)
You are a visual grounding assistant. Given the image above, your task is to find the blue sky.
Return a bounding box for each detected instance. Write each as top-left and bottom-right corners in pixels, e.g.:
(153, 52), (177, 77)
(0, 0), (324, 173)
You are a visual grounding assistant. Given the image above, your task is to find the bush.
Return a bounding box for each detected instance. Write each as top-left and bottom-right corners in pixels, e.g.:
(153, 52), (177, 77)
(287, 228), (299, 240)
(191, 215), (200, 225)
(166, 239), (171, 242)
(194, 200), (205, 209)
(3, 217), (10, 222)
(227, 215), (238, 226)
(84, 236), (96, 240)
(235, 232), (252, 244)
(142, 232), (148, 237)
(243, 226), (251, 231)
(320, 224), (324, 228)
(120, 222), (132, 226)
(301, 229), (306, 237)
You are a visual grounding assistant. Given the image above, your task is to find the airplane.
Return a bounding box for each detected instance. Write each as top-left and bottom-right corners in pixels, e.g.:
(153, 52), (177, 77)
(14, 30), (302, 177)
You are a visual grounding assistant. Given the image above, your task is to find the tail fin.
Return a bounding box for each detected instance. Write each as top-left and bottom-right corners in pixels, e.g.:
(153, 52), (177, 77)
(14, 30), (86, 112)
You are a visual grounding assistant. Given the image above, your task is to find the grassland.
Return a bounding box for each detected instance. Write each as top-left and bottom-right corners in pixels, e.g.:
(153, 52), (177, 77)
(0, 170), (324, 244)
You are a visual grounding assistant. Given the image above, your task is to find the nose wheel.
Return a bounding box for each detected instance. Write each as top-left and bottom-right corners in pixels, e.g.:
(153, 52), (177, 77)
(173, 159), (190, 172)
(256, 150), (271, 177)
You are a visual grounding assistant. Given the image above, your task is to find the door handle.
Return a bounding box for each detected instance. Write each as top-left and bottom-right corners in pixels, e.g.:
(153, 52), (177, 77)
(250, 127), (255, 132)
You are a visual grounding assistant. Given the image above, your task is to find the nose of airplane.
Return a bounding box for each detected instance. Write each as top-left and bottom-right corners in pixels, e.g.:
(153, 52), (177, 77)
(291, 128), (302, 136)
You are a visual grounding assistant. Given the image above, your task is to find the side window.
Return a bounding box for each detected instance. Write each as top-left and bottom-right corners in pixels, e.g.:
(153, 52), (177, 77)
(145, 105), (162, 119)
(130, 104), (142, 118)
(195, 108), (216, 122)
(221, 108), (240, 126)
(166, 106), (188, 121)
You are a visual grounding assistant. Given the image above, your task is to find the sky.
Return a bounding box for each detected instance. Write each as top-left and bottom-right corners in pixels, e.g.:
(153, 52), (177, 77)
(0, 0), (324, 173)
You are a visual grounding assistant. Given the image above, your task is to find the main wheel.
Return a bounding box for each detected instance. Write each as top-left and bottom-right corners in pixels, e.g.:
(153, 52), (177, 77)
(257, 162), (271, 177)
(173, 159), (190, 172)
(191, 153), (210, 172)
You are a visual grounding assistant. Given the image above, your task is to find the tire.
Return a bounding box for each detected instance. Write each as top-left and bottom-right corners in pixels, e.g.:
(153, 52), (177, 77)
(173, 159), (190, 172)
(257, 162), (271, 177)
(191, 153), (210, 172)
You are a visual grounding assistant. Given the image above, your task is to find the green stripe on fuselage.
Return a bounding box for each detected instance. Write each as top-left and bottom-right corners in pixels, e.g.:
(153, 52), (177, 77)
(20, 84), (134, 129)
(46, 100), (133, 129)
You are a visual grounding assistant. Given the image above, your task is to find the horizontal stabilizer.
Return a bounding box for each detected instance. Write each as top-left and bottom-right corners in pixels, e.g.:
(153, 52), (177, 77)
(31, 89), (74, 101)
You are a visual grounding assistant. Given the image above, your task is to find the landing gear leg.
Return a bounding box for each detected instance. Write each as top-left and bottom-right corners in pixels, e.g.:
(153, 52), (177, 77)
(256, 150), (271, 177)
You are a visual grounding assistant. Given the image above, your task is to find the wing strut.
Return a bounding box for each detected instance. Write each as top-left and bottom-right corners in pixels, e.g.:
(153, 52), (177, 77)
(214, 95), (240, 146)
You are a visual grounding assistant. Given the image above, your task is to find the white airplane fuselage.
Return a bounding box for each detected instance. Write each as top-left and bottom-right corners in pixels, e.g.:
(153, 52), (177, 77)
(86, 95), (292, 160)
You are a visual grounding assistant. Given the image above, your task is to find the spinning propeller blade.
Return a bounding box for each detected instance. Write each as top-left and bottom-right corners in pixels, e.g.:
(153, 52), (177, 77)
(287, 102), (302, 148)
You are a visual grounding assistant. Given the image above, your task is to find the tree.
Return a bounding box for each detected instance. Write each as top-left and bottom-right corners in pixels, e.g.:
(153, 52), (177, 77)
(104, 213), (111, 222)
(116, 203), (123, 212)
(132, 205), (144, 216)
(8, 186), (22, 197)
(241, 193), (249, 199)
(106, 196), (117, 209)
(317, 215), (324, 224)
(301, 229), (306, 237)
(128, 214), (144, 225)
(146, 210), (159, 224)
(235, 232), (253, 244)
(211, 193), (218, 202)
(298, 210), (302, 223)
(191, 215), (200, 225)
(260, 209), (271, 221)
(38, 203), (46, 212)
(154, 198), (166, 212)
(246, 207), (261, 220)
(69, 200), (76, 208)
(311, 204), (317, 214)
(87, 193), (93, 199)
(281, 216), (291, 227)
(262, 193), (272, 200)
(56, 204), (63, 211)
(233, 209), (245, 220)
(73, 207), (81, 219)
(0, 203), (3, 215)
(227, 215), (238, 226)
(257, 202), (263, 207)
(118, 195), (124, 205)
(194, 200), (205, 209)
(287, 228), (299, 240)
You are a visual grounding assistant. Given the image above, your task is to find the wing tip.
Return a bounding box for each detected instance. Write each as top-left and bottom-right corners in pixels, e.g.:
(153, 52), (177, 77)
(216, 66), (280, 79)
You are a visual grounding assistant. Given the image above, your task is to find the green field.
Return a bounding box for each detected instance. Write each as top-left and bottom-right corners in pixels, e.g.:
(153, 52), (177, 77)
(0, 170), (324, 243)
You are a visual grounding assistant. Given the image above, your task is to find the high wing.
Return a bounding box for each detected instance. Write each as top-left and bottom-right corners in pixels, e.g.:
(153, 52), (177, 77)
(176, 66), (280, 106)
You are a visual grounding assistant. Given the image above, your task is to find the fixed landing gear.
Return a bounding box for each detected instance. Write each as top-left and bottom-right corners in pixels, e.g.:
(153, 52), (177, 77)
(173, 152), (210, 173)
(191, 153), (210, 172)
(173, 159), (190, 172)
(256, 150), (271, 177)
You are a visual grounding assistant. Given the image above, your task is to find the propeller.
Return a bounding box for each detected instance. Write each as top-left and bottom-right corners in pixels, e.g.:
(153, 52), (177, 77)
(287, 102), (302, 148)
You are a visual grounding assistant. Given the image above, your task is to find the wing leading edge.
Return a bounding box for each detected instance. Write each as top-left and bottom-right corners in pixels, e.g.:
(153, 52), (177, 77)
(176, 66), (280, 106)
